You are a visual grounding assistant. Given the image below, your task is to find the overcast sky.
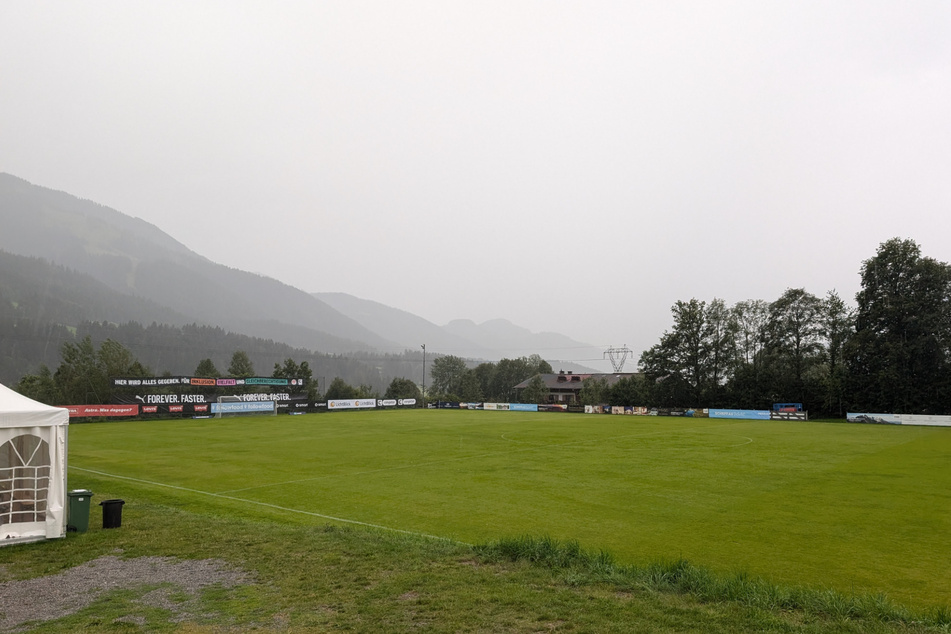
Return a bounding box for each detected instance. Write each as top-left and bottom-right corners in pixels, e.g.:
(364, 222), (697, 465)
(2, 1), (950, 368)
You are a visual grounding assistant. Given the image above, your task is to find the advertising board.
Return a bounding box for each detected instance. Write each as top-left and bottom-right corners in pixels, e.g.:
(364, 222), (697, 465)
(112, 376), (306, 388)
(848, 412), (951, 427)
(709, 409), (771, 420)
(328, 399), (377, 410)
(846, 413), (902, 425)
(67, 404), (139, 418)
(210, 401), (276, 414)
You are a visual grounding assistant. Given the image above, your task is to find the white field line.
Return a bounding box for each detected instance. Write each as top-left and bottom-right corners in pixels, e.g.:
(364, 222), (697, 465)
(215, 421), (752, 495)
(69, 465), (466, 545)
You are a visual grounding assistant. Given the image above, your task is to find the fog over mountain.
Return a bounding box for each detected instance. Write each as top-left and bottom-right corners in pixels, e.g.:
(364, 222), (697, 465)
(1, 173), (602, 375)
(315, 292), (602, 371)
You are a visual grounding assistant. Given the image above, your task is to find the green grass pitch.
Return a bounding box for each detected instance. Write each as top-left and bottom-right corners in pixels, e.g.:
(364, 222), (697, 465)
(67, 410), (951, 608)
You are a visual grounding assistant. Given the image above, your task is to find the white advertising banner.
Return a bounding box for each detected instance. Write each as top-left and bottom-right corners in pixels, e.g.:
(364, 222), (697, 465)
(847, 412), (951, 427)
(328, 399), (377, 410)
(900, 414), (951, 427)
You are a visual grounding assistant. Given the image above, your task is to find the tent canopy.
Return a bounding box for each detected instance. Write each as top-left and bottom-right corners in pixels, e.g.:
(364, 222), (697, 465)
(0, 383), (69, 429)
(0, 382), (69, 543)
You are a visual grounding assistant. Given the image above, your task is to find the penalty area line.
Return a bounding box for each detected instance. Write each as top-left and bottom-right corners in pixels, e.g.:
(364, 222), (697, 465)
(68, 465), (467, 545)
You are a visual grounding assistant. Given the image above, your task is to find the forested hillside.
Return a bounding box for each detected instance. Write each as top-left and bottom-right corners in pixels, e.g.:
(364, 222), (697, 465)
(0, 173), (398, 354)
(0, 251), (423, 391)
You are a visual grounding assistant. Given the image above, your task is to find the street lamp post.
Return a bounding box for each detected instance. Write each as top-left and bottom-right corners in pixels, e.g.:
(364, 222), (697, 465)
(421, 344), (426, 409)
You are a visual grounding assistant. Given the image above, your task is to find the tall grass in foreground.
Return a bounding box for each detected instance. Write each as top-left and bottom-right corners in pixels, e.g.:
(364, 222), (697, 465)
(476, 535), (951, 629)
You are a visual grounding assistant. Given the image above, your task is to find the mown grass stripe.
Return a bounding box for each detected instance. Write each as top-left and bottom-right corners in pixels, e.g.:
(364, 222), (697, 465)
(69, 465), (465, 544)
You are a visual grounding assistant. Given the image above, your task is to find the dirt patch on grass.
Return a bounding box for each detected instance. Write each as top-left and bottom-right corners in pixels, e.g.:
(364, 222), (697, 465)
(0, 555), (252, 632)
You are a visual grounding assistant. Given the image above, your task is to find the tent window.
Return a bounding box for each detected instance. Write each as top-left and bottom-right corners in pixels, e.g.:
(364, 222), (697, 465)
(0, 435), (50, 526)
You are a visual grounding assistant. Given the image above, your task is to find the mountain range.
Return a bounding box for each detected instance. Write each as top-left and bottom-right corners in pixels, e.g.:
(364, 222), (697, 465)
(0, 173), (599, 382)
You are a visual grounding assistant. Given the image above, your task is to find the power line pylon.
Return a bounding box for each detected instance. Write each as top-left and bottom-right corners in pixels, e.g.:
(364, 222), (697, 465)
(604, 345), (633, 373)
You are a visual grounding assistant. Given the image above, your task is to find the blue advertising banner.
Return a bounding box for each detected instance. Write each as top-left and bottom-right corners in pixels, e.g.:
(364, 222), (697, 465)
(709, 409), (771, 420)
(211, 401), (276, 414)
(510, 403), (538, 412)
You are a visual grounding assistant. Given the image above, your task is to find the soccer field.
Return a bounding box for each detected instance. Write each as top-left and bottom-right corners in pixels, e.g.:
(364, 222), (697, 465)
(68, 410), (951, 608)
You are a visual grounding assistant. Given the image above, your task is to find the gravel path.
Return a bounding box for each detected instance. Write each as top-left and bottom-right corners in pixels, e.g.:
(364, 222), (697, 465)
(0, 555), (253, 632)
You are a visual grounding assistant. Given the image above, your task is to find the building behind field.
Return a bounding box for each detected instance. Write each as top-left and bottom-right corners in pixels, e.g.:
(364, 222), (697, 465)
(512, 371), (641, 404)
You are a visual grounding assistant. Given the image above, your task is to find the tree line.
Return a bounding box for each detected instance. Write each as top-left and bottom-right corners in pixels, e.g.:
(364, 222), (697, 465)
(322, 354), (554, 404)
(13, 337), (322, 405)
(633, 238), (951, 416)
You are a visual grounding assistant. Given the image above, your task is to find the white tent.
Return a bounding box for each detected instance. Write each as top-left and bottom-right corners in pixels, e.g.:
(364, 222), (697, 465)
(0, 382), (69, 544)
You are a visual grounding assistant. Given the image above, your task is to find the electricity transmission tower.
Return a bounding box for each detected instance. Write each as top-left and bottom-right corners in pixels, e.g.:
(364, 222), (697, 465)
(604, 345), (634, 373)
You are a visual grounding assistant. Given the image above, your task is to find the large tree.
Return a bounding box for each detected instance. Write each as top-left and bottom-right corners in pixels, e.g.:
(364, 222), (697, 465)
(846, 238), (951, 413)
(727, 299), (771, 409)
(820, 290), (854, 415)
(227, 350), (255, 378)
(325, 377), (357, 400)
(385, 377), (422, 401)
(704, 298), (737, 405)
(429, 355), (468, 398)
(608, 375), (647, 407)
(765, 288), (825, 405)
(486, 356), (552, 402)
(578, 376), (608, 406)
(17, 336), (149, 405)
(194, 358), (221, 378)
(639, 299), (711, 406)
(519, 374), (549, 404)
(272, 358), (313, 394)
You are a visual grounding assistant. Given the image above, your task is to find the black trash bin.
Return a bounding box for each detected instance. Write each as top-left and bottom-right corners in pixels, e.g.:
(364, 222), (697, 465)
(99, 499), (125, 529)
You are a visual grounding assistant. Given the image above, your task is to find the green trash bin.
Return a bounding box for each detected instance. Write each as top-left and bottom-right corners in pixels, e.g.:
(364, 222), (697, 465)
(67, 489), (93, 533)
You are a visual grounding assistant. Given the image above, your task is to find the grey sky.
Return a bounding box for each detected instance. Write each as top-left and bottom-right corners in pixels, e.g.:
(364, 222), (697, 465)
(2, 1), (950, 367)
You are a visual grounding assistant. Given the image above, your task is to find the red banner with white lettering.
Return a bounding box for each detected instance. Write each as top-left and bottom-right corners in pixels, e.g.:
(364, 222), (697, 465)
(66, 404), (140, 418)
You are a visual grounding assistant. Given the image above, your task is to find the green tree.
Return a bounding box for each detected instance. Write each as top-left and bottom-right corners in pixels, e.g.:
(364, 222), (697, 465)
(272, 358), (312, 394)
(457, 369), (484, 402)
(766, 288), (825, 395)
(385, 377), (421, 401)
(520, 374), (549, 404)
(578, 376), (608, 406)
(194, 358), (221, 378)
(608, 375), (647, 407)
(820, 290), (853, 416)
(355, 384), (378, 399)
(846, 238), (951, 413)
(14, 365), (60, 405)
(727, 299), (771, 408)
(43, 336), (150, 405)
(430, 355), (468, 397)
(639, 299), (709, 406)
(733, 299), (769, 366)
(325, 377), (357, 400)
(487, 356), (551, 401)
(704, 298), (737, 406)
(227, 350), (255, 378)
(54, 336), (102, 404)
(473, 362), (497, 399)
(525, 354), (553, 375)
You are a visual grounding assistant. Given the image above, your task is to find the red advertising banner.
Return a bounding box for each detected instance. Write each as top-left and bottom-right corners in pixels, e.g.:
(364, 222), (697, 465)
(67, 404), (140, 418)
